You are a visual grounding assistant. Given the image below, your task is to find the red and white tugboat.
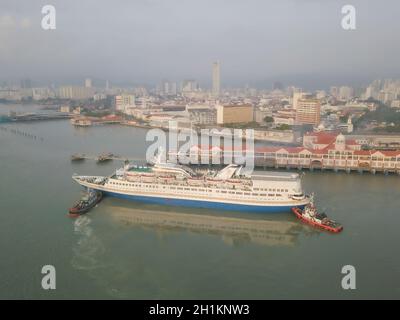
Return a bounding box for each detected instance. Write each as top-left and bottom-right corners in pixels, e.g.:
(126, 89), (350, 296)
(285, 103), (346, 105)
(292, 194), (343, 233)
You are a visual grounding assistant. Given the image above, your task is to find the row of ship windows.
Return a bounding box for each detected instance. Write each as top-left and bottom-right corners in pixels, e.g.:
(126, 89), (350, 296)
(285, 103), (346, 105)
(109, 181), (284, 197)
(253, 187), (288, 192)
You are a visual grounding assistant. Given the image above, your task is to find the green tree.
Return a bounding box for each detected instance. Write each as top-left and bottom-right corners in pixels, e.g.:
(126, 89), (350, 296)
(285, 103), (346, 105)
(264, 116), (274, 123)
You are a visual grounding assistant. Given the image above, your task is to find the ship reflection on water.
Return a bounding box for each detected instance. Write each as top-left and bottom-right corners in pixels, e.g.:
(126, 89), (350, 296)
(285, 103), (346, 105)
(102, 199), (315, 247)
(70, 200), (318, 298)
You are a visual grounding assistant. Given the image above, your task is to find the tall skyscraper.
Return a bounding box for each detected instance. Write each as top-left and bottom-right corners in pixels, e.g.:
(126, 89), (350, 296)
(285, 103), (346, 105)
(212, 61), (220, 96)
(292, 91), (305, 110)
(85, 78), (92, 88)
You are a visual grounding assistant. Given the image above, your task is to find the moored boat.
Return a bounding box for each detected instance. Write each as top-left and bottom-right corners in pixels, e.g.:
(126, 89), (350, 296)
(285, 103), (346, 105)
(68, 190), (103, 217)
(97, 152), (114, 163)
(292, 195), (343, 233)
(71, 153), (86, 161)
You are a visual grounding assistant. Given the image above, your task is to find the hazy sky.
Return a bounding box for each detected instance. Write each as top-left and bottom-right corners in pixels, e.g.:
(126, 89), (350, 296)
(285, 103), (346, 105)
(1, 0), (399, 89)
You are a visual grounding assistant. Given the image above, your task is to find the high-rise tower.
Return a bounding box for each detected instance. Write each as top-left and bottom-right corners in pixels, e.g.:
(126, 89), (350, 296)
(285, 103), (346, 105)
(212, 61), (220, 96)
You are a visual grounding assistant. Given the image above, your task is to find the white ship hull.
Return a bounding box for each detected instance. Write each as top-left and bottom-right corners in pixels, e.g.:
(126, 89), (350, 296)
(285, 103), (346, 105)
(72, 174), (310, 213)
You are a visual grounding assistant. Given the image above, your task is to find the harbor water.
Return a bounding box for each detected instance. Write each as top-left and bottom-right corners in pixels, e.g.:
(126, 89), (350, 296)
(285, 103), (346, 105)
(0, 104), (400, 299)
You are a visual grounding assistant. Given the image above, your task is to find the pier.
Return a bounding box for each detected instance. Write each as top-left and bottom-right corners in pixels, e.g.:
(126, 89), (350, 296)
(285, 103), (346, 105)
(71, 153), (146, 163)
(1, 112), (72, 123)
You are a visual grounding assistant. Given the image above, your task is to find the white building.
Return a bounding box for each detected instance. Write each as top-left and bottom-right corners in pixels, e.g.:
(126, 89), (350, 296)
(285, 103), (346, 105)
(58, 86), (94, 100)
(339, 86), (354, 100)
(115, 94), (135, 112)
(292, 91), (306, 109)
(186, 104), (216, 125)
(85, 78), (92, 88)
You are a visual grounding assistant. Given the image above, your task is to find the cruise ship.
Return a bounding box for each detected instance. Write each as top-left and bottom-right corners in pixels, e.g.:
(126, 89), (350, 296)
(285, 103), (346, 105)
(72, 155), (310, 213)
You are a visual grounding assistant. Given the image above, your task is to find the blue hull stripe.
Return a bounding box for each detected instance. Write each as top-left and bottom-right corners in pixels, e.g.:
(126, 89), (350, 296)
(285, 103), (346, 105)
(103, 191), (305, 213)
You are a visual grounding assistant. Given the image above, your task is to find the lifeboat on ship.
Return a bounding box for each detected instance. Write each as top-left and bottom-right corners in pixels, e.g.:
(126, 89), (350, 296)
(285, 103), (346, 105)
(140, 173), (156, 183)
(291, 193), (305, 200)
(125, 171), (141, 177)
(157, 175), (175, 183)
(126, 175), (140, 182)
(187, 177), (205, 186)
(205, 177), (223, 186)
(224, 179), (247, 189)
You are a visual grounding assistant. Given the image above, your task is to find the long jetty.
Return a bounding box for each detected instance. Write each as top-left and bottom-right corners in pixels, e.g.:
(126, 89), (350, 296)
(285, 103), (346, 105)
(71, 154), (146, 163)
(1, 112), (72, 123)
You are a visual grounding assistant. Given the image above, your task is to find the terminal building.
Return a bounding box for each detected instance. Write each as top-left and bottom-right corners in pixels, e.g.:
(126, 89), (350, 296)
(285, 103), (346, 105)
(178, 132), (400, 174)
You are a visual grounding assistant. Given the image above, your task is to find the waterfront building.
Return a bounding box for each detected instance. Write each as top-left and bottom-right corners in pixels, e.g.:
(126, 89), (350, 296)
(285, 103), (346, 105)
(252, 129), (294, 143)
(273, 115), (295, 126)
(217, 104), (253, 125)
(60, 105), (71, 113)
(254, 132), (400, 172)
(391, 100), (400, 108)
(186, 104), (216, 125)
(0, 89), (22, 101)
(303, 132), (360, 150)
(183, 132), (400, 173)
(188, 109), (216, 125)
(115, 94), (135, 112)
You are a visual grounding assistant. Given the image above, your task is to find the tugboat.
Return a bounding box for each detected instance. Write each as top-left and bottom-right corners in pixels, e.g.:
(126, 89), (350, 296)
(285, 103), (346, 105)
(292, 194), (343, 233)
(68, 190), (103, 217)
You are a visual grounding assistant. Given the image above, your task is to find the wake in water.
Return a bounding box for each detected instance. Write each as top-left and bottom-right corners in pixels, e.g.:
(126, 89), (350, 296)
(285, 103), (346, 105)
(71, 215), (106, 271)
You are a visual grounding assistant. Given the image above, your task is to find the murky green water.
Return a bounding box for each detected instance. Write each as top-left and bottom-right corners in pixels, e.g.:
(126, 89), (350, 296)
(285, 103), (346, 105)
(0, 104), (399, 299)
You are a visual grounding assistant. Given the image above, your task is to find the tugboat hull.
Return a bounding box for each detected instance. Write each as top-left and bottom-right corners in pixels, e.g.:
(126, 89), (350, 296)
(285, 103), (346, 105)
(69, 191), (103, 217)
(292, 207), (343, 233)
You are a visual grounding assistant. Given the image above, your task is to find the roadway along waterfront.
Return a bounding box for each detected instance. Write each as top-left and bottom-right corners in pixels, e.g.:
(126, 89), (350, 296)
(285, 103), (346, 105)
(0, 104), (400, 299)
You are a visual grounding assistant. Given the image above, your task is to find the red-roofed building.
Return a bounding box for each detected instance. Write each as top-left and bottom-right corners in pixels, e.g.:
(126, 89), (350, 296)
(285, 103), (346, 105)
(303, 131), (361, 151)
(172, 132), (400, 173)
